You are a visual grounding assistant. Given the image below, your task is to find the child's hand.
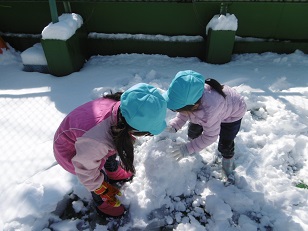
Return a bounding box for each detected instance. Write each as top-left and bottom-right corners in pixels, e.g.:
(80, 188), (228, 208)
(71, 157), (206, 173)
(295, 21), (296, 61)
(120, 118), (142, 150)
(171, 144), (189, 161)
(166, 125), (177, 133)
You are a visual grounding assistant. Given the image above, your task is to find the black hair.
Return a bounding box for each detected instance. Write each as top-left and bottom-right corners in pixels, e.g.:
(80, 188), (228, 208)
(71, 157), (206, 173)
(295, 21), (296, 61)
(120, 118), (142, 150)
(205, 78), (226, 98)
(104, 91), (122, 101)
(175, 98), (202, 112)
(104, 92), (136, 174)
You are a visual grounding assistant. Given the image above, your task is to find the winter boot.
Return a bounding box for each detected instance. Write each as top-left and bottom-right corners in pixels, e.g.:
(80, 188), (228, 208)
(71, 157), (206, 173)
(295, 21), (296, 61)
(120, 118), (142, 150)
(222, 157), (236, 185)
(105, 165), (134, 183)
(222, 157), (235, 177)
(96, 201), (125, 217)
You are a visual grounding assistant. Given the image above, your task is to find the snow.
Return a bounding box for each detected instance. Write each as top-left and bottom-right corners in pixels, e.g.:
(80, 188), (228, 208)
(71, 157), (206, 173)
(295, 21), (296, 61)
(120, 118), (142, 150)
(1, 13), (308, 231)
(41, 13), (83, 40)
(88, 32), (204, 42)
(21, 43), (47, 65)
(206, 14), (238, 34)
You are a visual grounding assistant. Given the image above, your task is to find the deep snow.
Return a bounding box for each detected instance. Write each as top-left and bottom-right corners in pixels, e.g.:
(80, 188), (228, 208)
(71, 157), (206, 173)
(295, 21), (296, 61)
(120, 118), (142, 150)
(0, 46), (308, 231)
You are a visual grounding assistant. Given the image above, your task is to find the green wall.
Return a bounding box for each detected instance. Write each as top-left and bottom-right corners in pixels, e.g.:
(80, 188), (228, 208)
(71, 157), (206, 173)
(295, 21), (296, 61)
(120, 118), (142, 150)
(229, 2), (308, 40)
(0, 1), (308, 59)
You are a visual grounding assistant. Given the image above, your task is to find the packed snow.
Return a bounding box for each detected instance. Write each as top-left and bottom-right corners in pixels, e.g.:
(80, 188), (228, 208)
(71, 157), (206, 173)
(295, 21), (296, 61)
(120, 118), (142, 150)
(1, 45), (307, 231)
(20, 43), (47, 66)
(206, 14), (238, 34)
(42, 13), (83, 40)
(1, 12), (308, 231)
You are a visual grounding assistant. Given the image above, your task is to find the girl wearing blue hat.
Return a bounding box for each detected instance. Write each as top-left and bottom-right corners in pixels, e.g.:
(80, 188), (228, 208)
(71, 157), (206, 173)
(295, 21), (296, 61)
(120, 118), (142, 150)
(54, 83), (167, 218)
(163, 70), (247, 181)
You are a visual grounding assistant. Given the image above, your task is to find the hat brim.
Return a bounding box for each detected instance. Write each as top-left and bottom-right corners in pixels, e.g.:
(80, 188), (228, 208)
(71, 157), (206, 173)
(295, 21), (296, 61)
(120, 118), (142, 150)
(163, 91), (185, 111)
(147, 121), (167, 135)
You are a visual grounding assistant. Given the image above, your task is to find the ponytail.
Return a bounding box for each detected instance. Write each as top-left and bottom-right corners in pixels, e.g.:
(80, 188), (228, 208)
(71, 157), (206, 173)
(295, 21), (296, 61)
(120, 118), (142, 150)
(103, 91), (123, 101)
(111, 114), (135, 174)
(205, 78), (226, 98)
(104, 91), (136, 174)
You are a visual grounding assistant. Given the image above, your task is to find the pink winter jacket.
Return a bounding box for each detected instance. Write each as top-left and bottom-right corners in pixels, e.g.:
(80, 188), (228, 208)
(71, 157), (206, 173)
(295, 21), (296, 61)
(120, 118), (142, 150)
(53, 98), (120, 191)
(169, 84), (247, 155)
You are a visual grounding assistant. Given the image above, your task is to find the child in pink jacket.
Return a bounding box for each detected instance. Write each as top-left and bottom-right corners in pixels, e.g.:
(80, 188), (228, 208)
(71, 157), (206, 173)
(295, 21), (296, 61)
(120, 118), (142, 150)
(54, 83), (167, 217)
(163, 70), (247, 180)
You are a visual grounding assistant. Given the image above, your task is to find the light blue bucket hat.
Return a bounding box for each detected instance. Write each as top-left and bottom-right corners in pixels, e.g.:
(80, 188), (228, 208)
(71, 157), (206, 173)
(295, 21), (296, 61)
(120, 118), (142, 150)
(120, 83), (167, 135)
(163, 70), (205, 110)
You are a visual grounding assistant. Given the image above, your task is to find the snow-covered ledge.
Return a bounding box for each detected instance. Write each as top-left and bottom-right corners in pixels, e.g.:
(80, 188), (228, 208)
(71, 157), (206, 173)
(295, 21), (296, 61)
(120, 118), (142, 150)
(88, 32), (204, 43)
(42, 13), (83, 41)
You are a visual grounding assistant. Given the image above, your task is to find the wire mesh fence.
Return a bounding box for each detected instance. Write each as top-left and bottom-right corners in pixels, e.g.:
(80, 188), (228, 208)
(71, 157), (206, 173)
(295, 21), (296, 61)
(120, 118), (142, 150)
(0, 91), (64, 188)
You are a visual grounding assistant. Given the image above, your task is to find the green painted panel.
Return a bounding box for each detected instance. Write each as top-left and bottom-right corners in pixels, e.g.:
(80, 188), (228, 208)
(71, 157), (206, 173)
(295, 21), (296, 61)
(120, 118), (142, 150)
(233, 41), (308, 54)
(205, 29), (235, 64)
(86, 38), (206, 59)
(73, 2), (218, 35)
(41, 27), (86, 76)
(229, 2), (308, 40)
(1, 2), (307, 39)
(0, 1), (308, 58)
(0, 2), (52, 33)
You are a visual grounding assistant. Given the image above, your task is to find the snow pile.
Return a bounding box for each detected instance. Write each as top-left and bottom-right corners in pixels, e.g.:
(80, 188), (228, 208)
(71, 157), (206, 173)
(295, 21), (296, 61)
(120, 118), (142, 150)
(21, 43), (47, 65)
(0, 48), (308, 230)
(42, 13), (83, 40)
(206, 13), (238, 34)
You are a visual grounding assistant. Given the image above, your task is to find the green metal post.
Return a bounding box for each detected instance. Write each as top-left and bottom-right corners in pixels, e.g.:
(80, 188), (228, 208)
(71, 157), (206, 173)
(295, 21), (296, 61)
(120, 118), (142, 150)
(48, 0), (59, 23)
(63, 2), (72, 13)
(220, 3), (227, 15)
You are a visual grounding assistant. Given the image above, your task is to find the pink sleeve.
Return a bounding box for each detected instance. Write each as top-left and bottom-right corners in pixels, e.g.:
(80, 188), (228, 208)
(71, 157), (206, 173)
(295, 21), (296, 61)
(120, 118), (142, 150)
(72, 137), (111, 191)
(169, 112), (189, 131)
(186, 101), (223, 154)
(186, 118), (221, 154)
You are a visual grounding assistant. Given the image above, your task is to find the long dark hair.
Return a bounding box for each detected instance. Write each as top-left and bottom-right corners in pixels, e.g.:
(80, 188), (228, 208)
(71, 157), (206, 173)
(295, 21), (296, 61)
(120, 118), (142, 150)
(205, 78), (226, 98)
(104, 92), (135, 174)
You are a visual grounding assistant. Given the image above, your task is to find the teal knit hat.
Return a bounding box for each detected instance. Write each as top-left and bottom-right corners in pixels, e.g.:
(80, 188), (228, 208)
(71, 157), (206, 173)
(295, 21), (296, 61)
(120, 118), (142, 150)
(163, 70), (205, 110)
(120, 83), (167, 135)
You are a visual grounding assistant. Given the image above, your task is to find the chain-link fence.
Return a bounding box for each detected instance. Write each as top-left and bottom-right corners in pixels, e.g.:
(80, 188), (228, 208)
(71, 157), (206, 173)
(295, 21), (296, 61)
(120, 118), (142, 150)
(0, 92), (64, 188)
